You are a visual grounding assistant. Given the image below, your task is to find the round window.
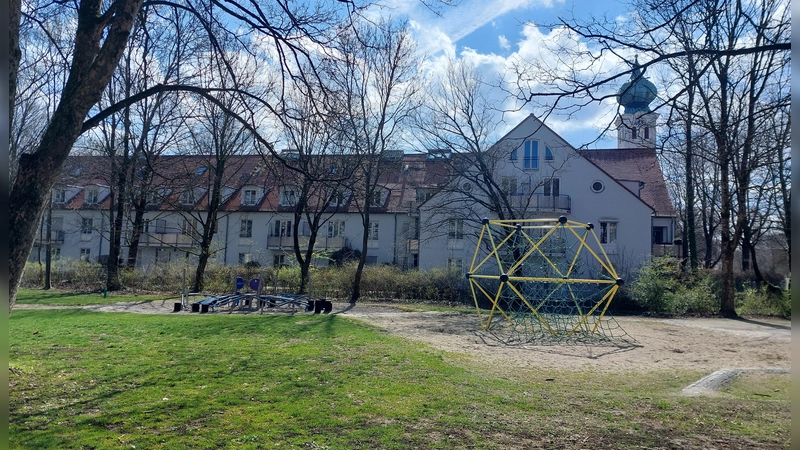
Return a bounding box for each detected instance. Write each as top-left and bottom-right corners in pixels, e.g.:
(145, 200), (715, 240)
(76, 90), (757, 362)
(591, 181), (604, 193)
(462, 182), (473, 192)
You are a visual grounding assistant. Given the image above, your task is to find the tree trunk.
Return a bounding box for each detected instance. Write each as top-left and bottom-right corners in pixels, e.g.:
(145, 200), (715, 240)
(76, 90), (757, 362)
(718, 143), (737, 318)
(126, 204), (146, 268)
(350, 210), (370, 304)
(8, 0), (145, 315)
(44, 199), (53, 290)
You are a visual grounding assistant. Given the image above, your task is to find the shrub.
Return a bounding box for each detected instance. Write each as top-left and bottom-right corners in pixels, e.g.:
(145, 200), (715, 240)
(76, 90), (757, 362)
(736, 286), (791, 318)
(625, 256), (682, 314)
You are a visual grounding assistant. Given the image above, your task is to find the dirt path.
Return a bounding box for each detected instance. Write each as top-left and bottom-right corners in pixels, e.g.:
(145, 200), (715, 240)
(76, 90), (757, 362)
(17, 300), (791, 376)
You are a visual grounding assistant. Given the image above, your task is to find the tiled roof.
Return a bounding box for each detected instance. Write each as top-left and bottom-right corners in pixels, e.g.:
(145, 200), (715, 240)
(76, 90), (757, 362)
(52, 153), (451, 214)
(579, 148), (676, 216)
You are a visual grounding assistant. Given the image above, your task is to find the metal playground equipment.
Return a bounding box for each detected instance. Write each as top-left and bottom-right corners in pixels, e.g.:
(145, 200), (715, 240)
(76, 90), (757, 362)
(466, 216), (634, 345)
(178, 272), (332, 314)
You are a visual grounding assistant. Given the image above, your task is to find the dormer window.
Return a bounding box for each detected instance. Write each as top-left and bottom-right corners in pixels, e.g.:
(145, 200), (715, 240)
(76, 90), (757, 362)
(329, 190), (348, 208)
(180, 190), (195, 205)
(53, 188), (66, 204)
(242, 189), (257, 206)
(146, 191), (160, 205)
(85, 187), (99, 205)
(280, 186), (299, 206)
(370, 189), (385, 206)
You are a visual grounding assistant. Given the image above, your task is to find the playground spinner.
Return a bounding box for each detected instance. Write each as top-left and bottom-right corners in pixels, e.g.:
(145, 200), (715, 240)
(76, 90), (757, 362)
(467, 216), (633, 344)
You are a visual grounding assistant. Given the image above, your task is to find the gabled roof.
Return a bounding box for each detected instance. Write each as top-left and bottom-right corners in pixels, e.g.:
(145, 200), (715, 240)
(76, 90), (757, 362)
(578, 148), (675, 217)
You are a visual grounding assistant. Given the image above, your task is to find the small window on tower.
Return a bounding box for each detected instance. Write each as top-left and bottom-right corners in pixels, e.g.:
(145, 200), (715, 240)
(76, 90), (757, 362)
(644, 127), (650, 139)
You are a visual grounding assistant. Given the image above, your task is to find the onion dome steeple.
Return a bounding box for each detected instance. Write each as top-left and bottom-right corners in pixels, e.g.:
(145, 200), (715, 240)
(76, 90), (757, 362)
(617, 57), (658, 114)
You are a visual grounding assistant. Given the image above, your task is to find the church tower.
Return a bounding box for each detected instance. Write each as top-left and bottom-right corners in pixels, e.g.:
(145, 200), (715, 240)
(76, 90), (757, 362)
(615, 58), (658, 149)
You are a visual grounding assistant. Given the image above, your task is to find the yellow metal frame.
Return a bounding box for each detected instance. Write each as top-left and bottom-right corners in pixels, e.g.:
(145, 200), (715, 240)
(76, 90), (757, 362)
(468, 218), (622, 337)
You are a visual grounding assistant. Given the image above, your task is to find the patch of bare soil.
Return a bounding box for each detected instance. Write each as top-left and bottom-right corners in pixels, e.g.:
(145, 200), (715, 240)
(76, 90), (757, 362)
(335, 304), (791, 375)
(18, 300), (791, 375)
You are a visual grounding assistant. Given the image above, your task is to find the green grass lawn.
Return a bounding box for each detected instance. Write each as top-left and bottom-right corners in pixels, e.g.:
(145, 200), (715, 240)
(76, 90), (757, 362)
(15, 288), (169, 306)
(10, 307), (790, 449)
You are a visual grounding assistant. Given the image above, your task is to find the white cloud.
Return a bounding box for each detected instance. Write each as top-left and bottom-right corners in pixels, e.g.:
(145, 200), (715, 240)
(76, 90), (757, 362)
(498, 35), (511, 51)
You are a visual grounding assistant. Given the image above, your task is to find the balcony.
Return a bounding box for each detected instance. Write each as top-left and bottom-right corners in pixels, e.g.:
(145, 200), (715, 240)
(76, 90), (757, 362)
(509, 193), (571, 213)
(34, 230), (65, 245)
(136, 232), (194, 247)
(267, 235), (348, 250)
(652, 244), (682, 258)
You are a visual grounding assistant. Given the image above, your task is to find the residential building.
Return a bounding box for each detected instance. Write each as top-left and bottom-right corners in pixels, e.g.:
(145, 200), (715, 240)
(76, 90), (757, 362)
(28, 71), (676, 275)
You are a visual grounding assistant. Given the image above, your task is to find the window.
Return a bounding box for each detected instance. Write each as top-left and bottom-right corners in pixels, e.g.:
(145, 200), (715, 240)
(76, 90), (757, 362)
(501, 177), (518, 196)
(447, 258), (463, 272)
(652, 227), (668, 244)
(591, 180), (605, 193)
(273, 254), (286, 268)
(370, 190), (383, 206)
(80, 248), (91, 261)
(181, 218), (196, 235)
(85, 188), (98, 204)
(368, 222), (379, 241)
(327, 220), (345, 238)
(523, 140), (539, 169)
(238, 253), (252, 265)
(50, 247), (61, 260)
(329, 191), (348, 207)
(543, 178), (560, 197)
(600, 222), (617, 244)
(448, 218), (464, 240)
(53, 188), (66, 204)
(631, 128), (637, 139)
(180, 190), (195, 205)
(644, 127), (650, 139)
(510, 149), (518, 161)
(416, 189), (433, 203)
(240, 219), (253, 238)
(402, 220), (419, 239)
(81, 218), (93, 234)
(272, 220), (292, 237)
(545, 146), (554, 161)
(154, 219), (167, 234)
(147, 191), (161, 205)
(242, 189), (257, 205)
(280, 186), (298, 206)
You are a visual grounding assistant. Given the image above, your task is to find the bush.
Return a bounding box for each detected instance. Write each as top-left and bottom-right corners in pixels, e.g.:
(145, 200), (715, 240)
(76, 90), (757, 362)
(736, 286), (791, 318)
(624, 258), (723, 316)
(625, 256), (682, 314)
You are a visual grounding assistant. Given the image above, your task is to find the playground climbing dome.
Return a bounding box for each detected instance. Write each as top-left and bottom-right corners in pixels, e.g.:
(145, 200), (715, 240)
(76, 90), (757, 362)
(467, 217), (635, 345)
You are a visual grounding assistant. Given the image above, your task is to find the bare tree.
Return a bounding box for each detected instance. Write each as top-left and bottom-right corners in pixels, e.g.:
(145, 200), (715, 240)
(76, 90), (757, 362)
(323, 19), (421, 303)
(514, 0), (790, 316)
(271, 91), (356, 294)
(9, 0), (363, 313)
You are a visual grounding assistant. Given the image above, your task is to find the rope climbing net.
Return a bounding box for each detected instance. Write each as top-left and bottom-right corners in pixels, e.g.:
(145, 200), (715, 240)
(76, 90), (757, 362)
(467, 217), (636, 346)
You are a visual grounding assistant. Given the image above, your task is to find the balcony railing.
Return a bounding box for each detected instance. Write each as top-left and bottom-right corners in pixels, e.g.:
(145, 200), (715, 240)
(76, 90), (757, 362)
(267, 235), (348, 250)
(34, 230), (65, 245)
(508, 193), (571, 213)
(135, 232), (194, 247)
(652, 244), (682, 258)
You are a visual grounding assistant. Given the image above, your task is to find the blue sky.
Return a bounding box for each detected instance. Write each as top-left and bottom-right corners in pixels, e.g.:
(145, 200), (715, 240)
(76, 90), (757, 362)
(367, 0), (635, 149)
